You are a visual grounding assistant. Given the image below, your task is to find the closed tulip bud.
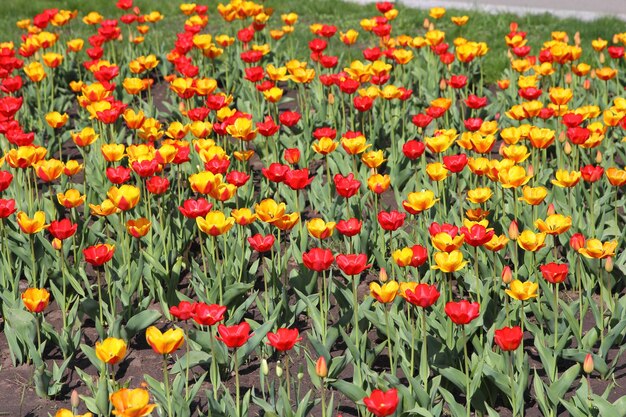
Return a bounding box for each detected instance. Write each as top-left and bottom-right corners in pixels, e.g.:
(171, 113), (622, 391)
(583, 353), (594, 374)
(297, 371), (304, 380)
(563, 141), (572, 155)
(328, 92), (334, 105)
(315, 356), (328, 378)
(605, 256), (614, 272)
(502, 265), (513, 284)
(547, 203), (555, 215)
(276, 361), (283, 377)
(596, 151), (602, 164)
(508, 220), (519, 240)
(379, 268), (388, 282)
(70, 389), (80, 408)
(261, 358), (269, 375)
(52, 238), (62, 250)
(527, 164), (534, 177)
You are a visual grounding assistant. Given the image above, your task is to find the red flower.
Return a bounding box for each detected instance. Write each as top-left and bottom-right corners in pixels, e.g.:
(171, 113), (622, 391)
(363, 47), (382, 61)
(0, 198), (16, 218)
(336, 253), (371, 276)
(334, 173), (361, 198)
(539, 262), (568, 284)
(463, 118), (483, 132)
(267, 328), (302, 351)
(313, 127), (337, 140)
(284, 168), (314, 190)
(132, 159), (159, 178)
(409, 245), (428, 267)
(429, 222), (458, 237)
(570, 233), (585, 251)
(411, 114), (433, 129)
(302, 248), (334, 272)
(518, 87), (542, 100)
(405, 284), (440, 308)
(465, 94), (488, 109)
(146, 176), (169, 195)
(309, 38), (327, 53)
(279, 111), (301, 127)
(363, 388), (399, 417)
(179, 198), (213, 219)
(377, 210), (406, 231)
(376, 1), (394, 13)
(426, 106), (446, 119)
(106, 166), (132, 184)
(443, 154), (468, 173)
(262, 163), (290, 183)
(83, 244), (115, 266)
(284, 148), (301, 165)
(0, 170), (13, 192)
(566, 127), (590, 145)
(445, 300), (480, 325)
(562, 113), (583, 128)
(193, 303), (227, 326)
(48, 219), (78, 241)
(494, 326), (523, 351)
(216, 322), (251, 349)
(354, 96), (374, 112)
(244, 67), (265, 83)
(580, 165), (604, 183)
(339, 78), (360, 94)
(248, 233), (275, 252)
(226, 171), (250, 187)
(460, 224), (494, 247)
(402, 140), (425, 160)
(336, 218), (362, 237)
(170, 300), (196, 321)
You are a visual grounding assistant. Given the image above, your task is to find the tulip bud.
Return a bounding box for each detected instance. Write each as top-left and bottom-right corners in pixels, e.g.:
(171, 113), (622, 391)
(574, 32), (581, 47)
(315, 356), (328, 378)
(508, 220), (519, 240)
(527, 164), (534, 177)
(558, 130), (566, 143)
(423, 18), (430, 29)
(563, 141), (572, 155)
(596, 151), (602, 164)
(599, 53), (605, 64)
(583, 353), (594, 374)
(502, 265), (513, 284)
(71, 389), (80, 409)
(297, 371), (304, 380)
(261, 358), (269, 376)
(564, 73), (572, 84)
(583, 79), (591, 90)
(328, 93), (335, 105)
(547, 203), (555, 216)
(605, 256), (614, 273)
(498, 142), (505, 156)
(570, 233), (585, 251)
(439, 78), (447, 90)
(276, 361), (283, 377)
(379, 268), (388, 283)
(52, 238), (63, 250)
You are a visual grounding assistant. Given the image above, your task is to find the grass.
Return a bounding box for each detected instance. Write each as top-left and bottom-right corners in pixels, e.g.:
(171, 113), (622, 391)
(0, 0), (621, 83)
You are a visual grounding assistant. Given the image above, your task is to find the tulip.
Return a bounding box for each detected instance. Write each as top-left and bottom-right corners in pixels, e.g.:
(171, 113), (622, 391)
(22, 287), (50, 313)
(16, 211), (48, 234)
(404, 284), (440, 308)
(179, 198), (213, 219)
(109, 388), (156, 417)
(505, 279), (539, 301)
(578, 239), (617, 259)
(83, 244), (116, 266)
(302, 248), (334, 272)
(231, 208), (257, 226)
(196, 211), (235, 236)
(540, 263), (568, 284)
(369, 281), (399, 304)
(54, 409), (92, 417)
(48, 219), (78, 241)
(145, 326), (185, 355)
(334, 173), (361, 198)
(517, 230), (546, 252)
(126, 218), (151, 238)
(169, 301), (196, 321)
(363, 388), (399, 417)
(267, 327), (302, 351)
(307, 218), (335, 240)
(432, 250), (468, 272)
(255, 198), (286, 223)
(494, 326), (523, 351)
(336, 218), (362, 237)
(377, 210), (405, 231)
(193, 303), (226, 326)
(107, 185), (140, 211)
(445, 300), (480, 325)
(402, 190), (438, 214)
(248, 234), (275, 253)
(336, 253), (371, 276)
(96, 337), (127, 365)
(216, 322), (251, 349)
(535, 214), (572, 235)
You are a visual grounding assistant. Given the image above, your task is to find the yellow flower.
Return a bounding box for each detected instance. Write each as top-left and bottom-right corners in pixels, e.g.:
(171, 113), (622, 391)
(505, 279), (539, 301)
(16, 211), (48, 234)
(551, 170), (581, 188)
(402, 190), (438, 214)
(392, 248), (413, 267)
(535, 214), (572, 235)
(110, 388), (156, 417)
(312, 137), (339, 155)
(466, 187), (493, 204)
(499, 165), (531, 188)
(145, 326), (184, 355)
(231, 208), (257, 226)
(578, 239), (618, 259)
(501, 145), (530, 163)
(484, 234), (510, 252)
(361, 150), (385, 169)
(307, 218), (336, 240)
(57, 189), (86, 208)
(273, 212), (300, 231)
(369, 281), (399, 303)
(96, 337), (127, 365)
(519, 186), (547, 205)
(107, 185), (140, 211)
(431, 250), (467, 272)
(255, 198), (286, 224)
(45, 112), (69, 129)
(226, 117), (257, 141)
(517, 230), (546, 252)
(429, 7), (446, 19)
(367, 174), (390, 194)
(341, 134), (370, 155)
(426, 162), (449, 181)
(196, 211), (235, 236)
(431, 233), (465, 252)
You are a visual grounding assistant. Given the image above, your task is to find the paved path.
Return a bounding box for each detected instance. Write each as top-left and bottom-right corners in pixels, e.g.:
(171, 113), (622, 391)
(349, 0), (626, 21)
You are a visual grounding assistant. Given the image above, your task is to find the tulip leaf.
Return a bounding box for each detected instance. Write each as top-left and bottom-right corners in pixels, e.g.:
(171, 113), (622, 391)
(330, 379), (367, 403)
(123, 308), (161, 339)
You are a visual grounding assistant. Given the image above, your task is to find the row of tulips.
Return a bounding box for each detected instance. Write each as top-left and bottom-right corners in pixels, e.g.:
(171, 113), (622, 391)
(1, 0), (626, 416)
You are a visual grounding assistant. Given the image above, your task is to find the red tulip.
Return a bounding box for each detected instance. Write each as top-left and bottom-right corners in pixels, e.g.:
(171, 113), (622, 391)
(465, 94), (488, 109)
(302, 248), (334, 272)
(460, 224), (494, 247)
(267, 328), (302, 351)
(279, 111), (301, 127)
(448, 74), (467, 89)
(443, 154), (468, 173)
(313, 127), (337, 140)
(283, 148), (301, 165)
(445, 300), (480, 325)
(334, 173), (361, 198)
(262, 163), (289, 183)
(336, 253), (371, 276)
(48, 219), (78, 241)
(580, 165), (604, 183)
(146, 176), (169, 195)
(244, 67), (264, 83)
(83, 244), (115, 266)
(562, 113), (583, 128)
(256, 116), (279, 136)
(248, 233), (275, 252)
(336, 218), (362, 237)
(539, 262), (568, 284)
(169, 300), (196, 321)
(566, 127), (590, 145)
(216, 322), (251, 349)
(377, 210), (406, 231)
(284, 168), (314, 190)
(405, 284), (440, 308)
(409, 245), (428, 267)
(494, 326), (523, 351)
(226, 171), (250, 187)
(569, 233), (585, 251)
(0, 170), (13, 192)
(428, 222), (458, 237)
(106, 166), (132, 184)
(193, 303), (226, 326)
(463, 118), (483, 132)
(363, 388), (399, 417)
(0, 198), (16, 218)
(402, 140), (425, 160)
(353, 96), (374, 112)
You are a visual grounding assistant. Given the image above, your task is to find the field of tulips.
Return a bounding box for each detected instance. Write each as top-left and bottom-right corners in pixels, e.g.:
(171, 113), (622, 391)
(2, 0), (626, 416)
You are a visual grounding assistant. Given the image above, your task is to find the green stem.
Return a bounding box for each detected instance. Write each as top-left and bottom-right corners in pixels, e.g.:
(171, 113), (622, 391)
(384, 306), (394, 375)
(234, 348), (240, 417)
(163, 355), (173, 417)
(462, 326), (471, 417)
